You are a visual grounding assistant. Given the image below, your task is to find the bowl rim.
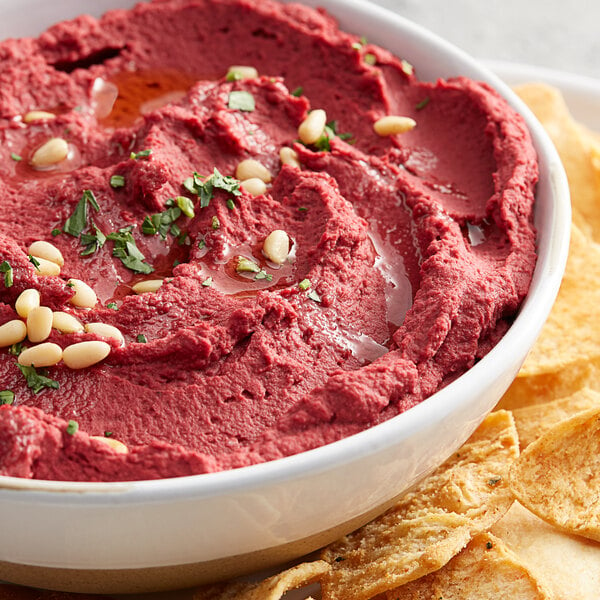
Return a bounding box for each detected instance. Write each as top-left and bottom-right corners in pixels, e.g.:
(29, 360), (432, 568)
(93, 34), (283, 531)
(0, 0), (571, 502)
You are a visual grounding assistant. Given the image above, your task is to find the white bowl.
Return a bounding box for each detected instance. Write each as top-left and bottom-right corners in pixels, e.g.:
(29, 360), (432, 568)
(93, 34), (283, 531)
(0, 0), (570, 594)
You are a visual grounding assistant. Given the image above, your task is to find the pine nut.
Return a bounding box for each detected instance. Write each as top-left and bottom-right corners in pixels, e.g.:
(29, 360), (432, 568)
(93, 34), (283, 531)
(62, 341), (111, 369)
(28, 241), (64, 266)
(0, 320), (27, 347)
(131, 279), (163, 294)
(235, 159), (272, 183)
(263, 230), (290, 265)
(27, 306), (53, 343)
(226, 65), (258, 81)
(23, 110), (56, 123)
(31, 256), (61, 277)
(67, 279), (97, 308)
(240, 177), (267, 197)
(298, 109), (327, 145)
(373, 115), (416, 136)
(30, 137), (69, 168)
(90, 435), (129, 454)
(52, 311), (84, 334)
(15, 289), (40, 318)
(18, 342), (62, 367)
(279, 147), (300, 168)
(85, 322), (125, 345)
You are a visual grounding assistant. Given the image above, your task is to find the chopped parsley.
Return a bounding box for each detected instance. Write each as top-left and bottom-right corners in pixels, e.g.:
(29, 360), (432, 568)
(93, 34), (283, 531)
(104, 431), (113, 437)
(400, 59), (414, 76)
(9, 342), (23, 356)
(110, 174), (126, 188)
(107, 227), (153, 274)
(184, 168), (242, 208)
(236, 256), (260, 273)
(486, 541), (493, 550)
(291, 86), (304, 97)
(0, 261), (13, 288)
(298, 206), (308, 212)
(254, 270), (273, 282)
(28, 255), (41, 271)
(364, 53), (376, 66)
(226, 198), (235, 210)
(307, 289), (321, 303)
(201, 276), (213, 287)
(136, 334), (147, 343)
(51, 228), (62, 237)
(487, 477), (502, 487)
(0, 390), (14, 405)
(10, 152), (22, 162)
(63, 189), (100, 237)
(228, 90), (255, 112)
(298, 278), (311, 291)
(198, 238), (206, 250)
(80, 222), (106, 257)
(142, 203), (183, 240)
(130, 149), (153, 160)
(66, 420), (79, 435)
(416, 97), (430, 111)
(211, 215), (220, 230)
(17, 365), (60, 394)
(176, 196), (195, 218)
(106, 302), (118, 310)
(314, 120), (354, 151)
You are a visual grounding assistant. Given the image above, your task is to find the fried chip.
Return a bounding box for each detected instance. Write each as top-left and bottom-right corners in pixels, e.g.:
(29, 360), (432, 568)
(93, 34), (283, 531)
(491, 501), (600, 600)
(319, 411), (518, 600)
(512, 387), (600, 449)
(514, 224), (600, 379)
(513, 83), (600, 240)
(192, 560), (329, 600)
(510, 406), (600, 542)
(381, 532), (550, 599)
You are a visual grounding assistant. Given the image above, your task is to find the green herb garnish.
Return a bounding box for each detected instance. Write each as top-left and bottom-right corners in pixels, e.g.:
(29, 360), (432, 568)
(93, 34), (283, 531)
(17, 365), (59, 394)
(298, 278), (311, 291)
(110, 174), (125, 188)
(228, 90), (255, 112)
(106, 302), (118, 310)
(211, 215), (220, 230)
(28, 255), (41, 271)
(10, 152), (22, 162)
(142, 206), (182, 240)
(201, 276), (213, 287)
(0, 261), (13, 288)
(130, 149), (152, 160)
(291, 86), (304, 97)
(107, 227), (153, 274)
(416, 97), (430, 111)
(184, 168), (242, 209)
(9, 342), (23, 356)
(51, 228), (62, 237)
(66, 420), (79, 435)
(364, 53), (376, 66)
(254, 270), (273, 282)
(226, 198), (235, 210)
(0, 390), (14, 405)
(136, 334), (147, 343)
(80, 222), (106, 257)
(236, 256), (260, 273)
(63, 189), (99, 237)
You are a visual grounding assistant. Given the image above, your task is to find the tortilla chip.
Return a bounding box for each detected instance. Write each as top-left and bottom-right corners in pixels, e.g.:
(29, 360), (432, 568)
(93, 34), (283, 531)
(319, 411), (518, 600)
(512, 387), (600, 449)
(510, 406), (600, 542)
(381, 532), (550, 599)
(513, 83), (600, 240)
(516, 224), (600, 378)
(192, 560), (329, 600)
(497, 352), (600, 410)
(491, 501), (600, 600)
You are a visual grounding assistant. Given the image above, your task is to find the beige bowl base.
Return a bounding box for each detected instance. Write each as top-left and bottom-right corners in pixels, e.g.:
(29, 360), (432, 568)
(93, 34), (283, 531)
(0, 496), (398, 595)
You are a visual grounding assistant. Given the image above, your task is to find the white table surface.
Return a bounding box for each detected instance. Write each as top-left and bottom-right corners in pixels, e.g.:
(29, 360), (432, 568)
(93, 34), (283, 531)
(371, 0), (600, 80)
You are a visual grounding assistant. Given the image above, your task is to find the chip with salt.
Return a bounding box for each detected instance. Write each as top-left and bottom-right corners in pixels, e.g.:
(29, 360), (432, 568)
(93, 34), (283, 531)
(512, 387), (600, 449)
(510, 406), (600, 542)
(381, 532), (550, 599)
(319, 411), (518, 600)
(192, 560), (329, 600)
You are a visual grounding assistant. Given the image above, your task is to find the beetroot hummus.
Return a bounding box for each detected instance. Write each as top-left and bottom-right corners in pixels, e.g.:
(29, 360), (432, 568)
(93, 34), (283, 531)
(0, 0), (537, 481)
